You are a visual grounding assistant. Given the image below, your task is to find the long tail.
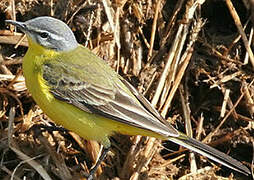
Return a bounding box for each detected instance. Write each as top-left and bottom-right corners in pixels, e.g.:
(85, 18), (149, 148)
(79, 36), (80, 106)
(168, 135), (250, 175)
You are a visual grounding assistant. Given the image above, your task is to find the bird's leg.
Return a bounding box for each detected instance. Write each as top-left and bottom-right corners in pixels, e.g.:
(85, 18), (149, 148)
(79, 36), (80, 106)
(87, 146), (110, 180)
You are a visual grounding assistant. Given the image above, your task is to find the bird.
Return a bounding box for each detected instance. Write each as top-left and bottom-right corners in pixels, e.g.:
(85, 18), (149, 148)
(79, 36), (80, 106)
(6, 16), (250, 179)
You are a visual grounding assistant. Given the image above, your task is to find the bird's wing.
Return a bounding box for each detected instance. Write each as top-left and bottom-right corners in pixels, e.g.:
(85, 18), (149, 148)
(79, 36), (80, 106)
(42, 46), (179, 137)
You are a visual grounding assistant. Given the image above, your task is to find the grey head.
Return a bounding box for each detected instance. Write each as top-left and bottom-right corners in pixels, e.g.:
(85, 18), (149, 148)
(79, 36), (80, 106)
(6, 16), (78, 51)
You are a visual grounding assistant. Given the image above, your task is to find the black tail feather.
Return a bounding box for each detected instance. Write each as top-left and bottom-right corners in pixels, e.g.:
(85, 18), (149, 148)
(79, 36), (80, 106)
(169, 135), (250, 175)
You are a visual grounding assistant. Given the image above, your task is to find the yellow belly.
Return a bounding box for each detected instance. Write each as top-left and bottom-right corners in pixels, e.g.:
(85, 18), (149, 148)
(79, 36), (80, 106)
(26, 75), (164, 147)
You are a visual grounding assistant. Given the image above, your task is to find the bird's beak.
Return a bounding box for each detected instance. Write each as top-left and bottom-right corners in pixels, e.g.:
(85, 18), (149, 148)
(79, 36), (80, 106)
(5, 20), (27, 33)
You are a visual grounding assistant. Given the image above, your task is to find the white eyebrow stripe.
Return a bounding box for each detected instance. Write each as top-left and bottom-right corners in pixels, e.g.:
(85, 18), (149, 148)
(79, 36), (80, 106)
(50, 33), (64, 41)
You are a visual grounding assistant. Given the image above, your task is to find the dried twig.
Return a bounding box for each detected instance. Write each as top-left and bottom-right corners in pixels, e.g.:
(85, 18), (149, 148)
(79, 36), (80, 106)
(225, 0), (254, 68)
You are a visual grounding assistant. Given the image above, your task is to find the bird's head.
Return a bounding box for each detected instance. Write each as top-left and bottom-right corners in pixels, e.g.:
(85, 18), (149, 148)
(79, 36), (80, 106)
(6, 16), (78, 51)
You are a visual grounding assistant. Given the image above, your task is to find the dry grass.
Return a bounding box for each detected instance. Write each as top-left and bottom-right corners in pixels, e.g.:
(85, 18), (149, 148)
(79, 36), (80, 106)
(0, 0), (253, 179)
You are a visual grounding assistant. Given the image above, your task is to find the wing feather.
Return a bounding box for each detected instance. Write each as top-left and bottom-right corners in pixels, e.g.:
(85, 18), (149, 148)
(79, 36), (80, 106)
(42, 46), (179, 137)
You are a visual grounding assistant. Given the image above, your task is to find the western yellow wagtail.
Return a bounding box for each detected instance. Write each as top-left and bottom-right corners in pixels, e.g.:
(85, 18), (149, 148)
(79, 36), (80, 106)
(6, 16), (250, 179)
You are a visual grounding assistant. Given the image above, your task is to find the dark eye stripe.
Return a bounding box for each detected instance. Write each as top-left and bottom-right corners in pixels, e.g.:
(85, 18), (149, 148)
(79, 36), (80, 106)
(40, 32), (49, 38)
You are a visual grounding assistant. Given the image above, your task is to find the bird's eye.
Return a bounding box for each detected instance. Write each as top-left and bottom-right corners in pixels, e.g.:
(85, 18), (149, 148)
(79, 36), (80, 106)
(40, 32), (49, 38)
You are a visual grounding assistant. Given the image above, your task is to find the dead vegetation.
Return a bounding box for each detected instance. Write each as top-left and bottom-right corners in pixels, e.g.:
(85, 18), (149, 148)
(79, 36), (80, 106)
(0, 0), (253, 179)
